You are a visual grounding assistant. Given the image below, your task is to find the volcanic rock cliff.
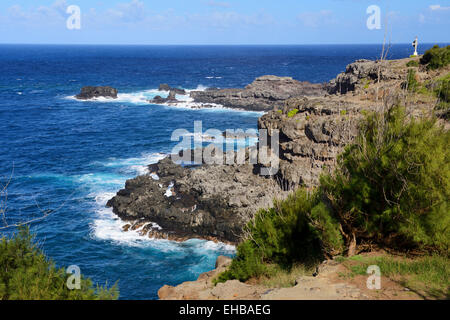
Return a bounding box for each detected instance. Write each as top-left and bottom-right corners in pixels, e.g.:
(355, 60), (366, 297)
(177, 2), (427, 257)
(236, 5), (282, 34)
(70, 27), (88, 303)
(190, 75), (326, 111)
(107, 56), (443, 244)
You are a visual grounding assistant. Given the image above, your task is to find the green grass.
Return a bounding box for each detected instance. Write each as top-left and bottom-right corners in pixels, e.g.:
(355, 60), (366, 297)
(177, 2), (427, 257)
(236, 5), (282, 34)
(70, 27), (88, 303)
(257, 264), (313, 288)
(340, 254), (450, 299)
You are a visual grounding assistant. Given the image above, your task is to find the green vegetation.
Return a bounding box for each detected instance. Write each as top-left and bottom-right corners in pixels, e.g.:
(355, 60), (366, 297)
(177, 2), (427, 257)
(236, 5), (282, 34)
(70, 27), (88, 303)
(287, 109), (299, 118)
(216, 105), (449, 285)
(420, 45), (450, 70)
(340, 110), (347, 116)
(339, 254), (450, 299)
(363, 78), (371, 89)
(257, 264), (312, 288)
(321, 106), (449, 253)
(406, 69), (419, 92)
(215, 189), (325, 283)
(0, 227), (119, 300)
(434, 73), (450, 116)
(406, 60), (419, 68)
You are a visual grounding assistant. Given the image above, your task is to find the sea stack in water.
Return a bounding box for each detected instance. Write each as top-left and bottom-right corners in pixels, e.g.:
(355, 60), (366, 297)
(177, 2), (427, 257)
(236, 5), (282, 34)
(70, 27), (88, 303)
(76, 86), (118, 100)
(149, 90), (180, 104)
(158, 84), (186, 95)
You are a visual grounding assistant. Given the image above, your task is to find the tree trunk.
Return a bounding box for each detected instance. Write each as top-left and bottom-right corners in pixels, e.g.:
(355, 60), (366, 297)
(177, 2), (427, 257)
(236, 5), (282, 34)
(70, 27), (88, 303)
(347, 232), (357, 257)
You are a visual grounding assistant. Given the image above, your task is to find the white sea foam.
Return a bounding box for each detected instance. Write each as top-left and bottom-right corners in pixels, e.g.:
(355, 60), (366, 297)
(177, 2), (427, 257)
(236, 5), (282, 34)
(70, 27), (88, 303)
(66, 86), (265, 115)
(164, 182), (174, 198)
(100, 152), (166, 176)
(87, 152), (235, 252)
(150, 173), (160, 180)
(91, 197), (234, 253)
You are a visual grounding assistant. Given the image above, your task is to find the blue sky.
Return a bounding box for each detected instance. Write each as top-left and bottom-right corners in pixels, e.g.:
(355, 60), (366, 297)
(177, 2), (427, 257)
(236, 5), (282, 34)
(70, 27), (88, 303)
(0, 0), (449, 44)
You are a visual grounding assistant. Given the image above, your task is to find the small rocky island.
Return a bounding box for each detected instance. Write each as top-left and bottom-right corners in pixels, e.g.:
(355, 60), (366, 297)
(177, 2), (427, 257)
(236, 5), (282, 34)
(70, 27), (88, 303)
(76, 86), (118, 100)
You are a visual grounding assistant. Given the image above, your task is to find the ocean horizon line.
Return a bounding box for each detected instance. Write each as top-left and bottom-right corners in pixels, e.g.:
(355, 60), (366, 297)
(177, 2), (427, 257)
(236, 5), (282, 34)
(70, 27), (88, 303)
(1, 42), (448, 47)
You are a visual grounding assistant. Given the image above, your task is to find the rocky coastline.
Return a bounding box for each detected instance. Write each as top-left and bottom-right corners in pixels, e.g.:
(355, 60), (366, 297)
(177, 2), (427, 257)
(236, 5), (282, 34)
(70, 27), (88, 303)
(106, 56), (441, 246)
(189, 75), (326, 111)
(88, 52), (449, 301)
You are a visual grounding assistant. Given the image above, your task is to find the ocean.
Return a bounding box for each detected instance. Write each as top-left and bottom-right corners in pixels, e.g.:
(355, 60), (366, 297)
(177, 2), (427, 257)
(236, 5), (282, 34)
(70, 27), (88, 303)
(0, 43), (440, 299)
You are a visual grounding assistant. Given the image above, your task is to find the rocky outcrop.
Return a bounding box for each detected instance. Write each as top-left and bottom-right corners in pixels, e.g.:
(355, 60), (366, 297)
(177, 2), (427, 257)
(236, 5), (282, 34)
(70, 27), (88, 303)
(149, 90), (179, 104)
(327, 59), (402, 95)
(76, 86), (118, 99)
(190, 75), (326, 111)
(107, 153), (284, 243)
(258, 97), (365, 189)
(109, 57), (435, 245)
(106, 94), (366, 242)
(159, 84), (186, 95)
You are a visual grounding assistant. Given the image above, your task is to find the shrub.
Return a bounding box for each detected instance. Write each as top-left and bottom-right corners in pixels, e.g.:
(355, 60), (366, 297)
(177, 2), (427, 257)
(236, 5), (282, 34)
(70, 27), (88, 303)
(214, 240), (267, 283)
(406, 60), (419, 67)
(310, 202), (345, 255)
(406, 69), (419, 92)
(435, 74), (450, 104)
(216, 189), (325, 283)
(218, 105), (449, 285)
(0, 227), (119, 300)
(420, 45), (450, 70)
(320, 105), (450, 253)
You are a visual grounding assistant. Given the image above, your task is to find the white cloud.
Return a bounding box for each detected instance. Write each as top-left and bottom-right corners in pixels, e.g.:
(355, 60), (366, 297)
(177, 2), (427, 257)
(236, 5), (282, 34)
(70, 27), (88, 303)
(429, 4), (450, 11)
(418, 4), (450, 25)
(297, 10), (335, 28)
(2, 0), (273, 33)
(5, 1), (68, 25)
(106, 0), (146, 23)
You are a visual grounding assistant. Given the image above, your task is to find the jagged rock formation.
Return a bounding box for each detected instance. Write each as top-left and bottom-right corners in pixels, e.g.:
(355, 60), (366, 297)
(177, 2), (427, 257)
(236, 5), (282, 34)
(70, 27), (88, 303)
(76, 86), (118, 99)
(107, 154), (284, 243)
(190, 75), (326, 111)
(327, 59), (402, 95)
(158, 84), (186, 95)
(108, 56), (444, 244)
(149, 90), (179, 104)
(258, 97), (364, 189)
(106, 94), (367, 242)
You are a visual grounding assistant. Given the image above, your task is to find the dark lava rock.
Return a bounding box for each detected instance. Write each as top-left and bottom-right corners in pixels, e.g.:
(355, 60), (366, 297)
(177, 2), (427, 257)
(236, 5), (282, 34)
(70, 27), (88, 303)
(107, 152), (284, 244)
(76, 86), (118, 100)
(190, 75), (326, 111)
(159, 84), (186, 95)
(149, 90), (179, 104)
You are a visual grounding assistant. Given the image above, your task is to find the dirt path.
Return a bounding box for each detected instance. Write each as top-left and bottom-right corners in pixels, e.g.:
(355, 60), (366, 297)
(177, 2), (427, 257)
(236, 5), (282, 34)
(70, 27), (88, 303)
(158, 256), (422, 300)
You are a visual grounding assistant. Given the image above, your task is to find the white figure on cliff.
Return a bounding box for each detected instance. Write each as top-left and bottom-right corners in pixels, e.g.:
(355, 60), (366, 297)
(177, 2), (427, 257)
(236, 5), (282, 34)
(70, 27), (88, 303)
(412, 37), (419, 56)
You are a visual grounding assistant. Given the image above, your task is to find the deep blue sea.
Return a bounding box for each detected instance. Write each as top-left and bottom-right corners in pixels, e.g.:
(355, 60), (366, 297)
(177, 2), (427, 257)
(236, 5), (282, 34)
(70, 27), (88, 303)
(0, 44), (442, 299)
